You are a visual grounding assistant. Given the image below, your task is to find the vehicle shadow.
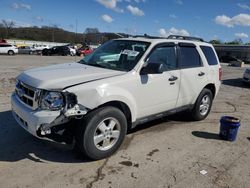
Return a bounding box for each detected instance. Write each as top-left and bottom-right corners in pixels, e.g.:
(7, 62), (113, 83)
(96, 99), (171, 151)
(0, 110), (90, 163)
(128, 111), (193, 134)
(192, 131), (221, 140)
(222, 78), (250, 88)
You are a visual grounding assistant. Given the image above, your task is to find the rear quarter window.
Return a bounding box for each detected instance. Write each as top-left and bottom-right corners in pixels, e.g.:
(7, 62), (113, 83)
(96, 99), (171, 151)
(200, 46), (218, 65)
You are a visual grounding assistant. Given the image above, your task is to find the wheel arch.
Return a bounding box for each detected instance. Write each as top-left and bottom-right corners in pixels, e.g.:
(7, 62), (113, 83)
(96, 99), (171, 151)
(8, 50), (14, 55)
(204, 83), (216, 99)
(98, 101), (132, 127)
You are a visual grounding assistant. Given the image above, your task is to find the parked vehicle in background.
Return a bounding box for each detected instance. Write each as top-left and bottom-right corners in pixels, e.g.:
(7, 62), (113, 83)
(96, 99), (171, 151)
(243, 68), (250, 84)
(68, 46), (76, 56)
(0, 39), (7, 43)
(76, 46), (93, 56)
(33, 44), (49, 52)
(18, 46), (36, 55)
(12, 35), (221, 160)
(0, 43), (18, 55)
(42, 46), (70, 56)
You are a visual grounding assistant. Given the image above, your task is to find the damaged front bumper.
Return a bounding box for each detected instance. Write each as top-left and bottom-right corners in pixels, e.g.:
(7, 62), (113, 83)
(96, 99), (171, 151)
(11, 93), (87, 139)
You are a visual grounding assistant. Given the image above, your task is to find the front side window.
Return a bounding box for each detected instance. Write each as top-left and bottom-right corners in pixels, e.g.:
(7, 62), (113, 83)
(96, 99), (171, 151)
(78, 40), (150, 72)
(179, 46), (201, 68)
(147, 45), (177, 71)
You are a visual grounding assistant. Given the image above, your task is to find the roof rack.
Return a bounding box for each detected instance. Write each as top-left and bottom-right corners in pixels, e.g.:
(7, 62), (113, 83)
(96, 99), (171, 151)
(132, 34), (163, 39)
(167, 35), (204, 42)
(131, 34), (205, 42)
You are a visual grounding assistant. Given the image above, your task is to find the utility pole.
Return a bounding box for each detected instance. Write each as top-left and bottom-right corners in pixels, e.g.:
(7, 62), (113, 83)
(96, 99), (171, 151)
(75, 19), (78, 44)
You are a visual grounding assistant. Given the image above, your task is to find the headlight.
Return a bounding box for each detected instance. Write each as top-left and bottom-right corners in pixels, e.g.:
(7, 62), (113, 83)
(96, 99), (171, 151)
(41, 91), (64, 111)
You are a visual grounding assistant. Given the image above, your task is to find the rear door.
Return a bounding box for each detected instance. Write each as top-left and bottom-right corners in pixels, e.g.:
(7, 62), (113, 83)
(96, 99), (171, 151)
(176, 43), (208, 107)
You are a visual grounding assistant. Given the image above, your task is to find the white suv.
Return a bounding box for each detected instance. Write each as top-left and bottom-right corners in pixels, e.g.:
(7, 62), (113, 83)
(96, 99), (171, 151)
(11, 35), (221, 160)
(0, 43), (18, 55)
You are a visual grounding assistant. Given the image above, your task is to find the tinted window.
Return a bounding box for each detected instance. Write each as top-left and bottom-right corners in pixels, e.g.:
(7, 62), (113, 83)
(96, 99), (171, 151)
(147, 46), (177, 70)
(179, 47), (201, 68)
(201, 46), (218, 65)
(0, 44), (11, 47)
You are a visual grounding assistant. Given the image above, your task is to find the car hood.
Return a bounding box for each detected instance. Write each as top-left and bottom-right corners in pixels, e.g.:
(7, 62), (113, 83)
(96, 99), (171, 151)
(17, 62), (125, 90)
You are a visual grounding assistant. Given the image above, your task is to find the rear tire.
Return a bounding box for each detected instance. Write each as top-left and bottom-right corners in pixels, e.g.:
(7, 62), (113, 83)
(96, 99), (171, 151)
(8, 50), (14, 55)
(75, 106), (127, 160)
(191, 88), (213, 121)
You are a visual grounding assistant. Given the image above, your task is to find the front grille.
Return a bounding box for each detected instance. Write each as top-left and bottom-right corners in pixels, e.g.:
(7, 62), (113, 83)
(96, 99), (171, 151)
(15, 81), (41, 110)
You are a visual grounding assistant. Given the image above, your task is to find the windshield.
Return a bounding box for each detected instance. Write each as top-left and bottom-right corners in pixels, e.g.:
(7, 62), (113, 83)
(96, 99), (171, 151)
(78, 40), (150, 72)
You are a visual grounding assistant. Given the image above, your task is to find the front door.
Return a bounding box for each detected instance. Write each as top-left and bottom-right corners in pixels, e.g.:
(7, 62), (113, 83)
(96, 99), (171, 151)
(136, 43), (181, 118)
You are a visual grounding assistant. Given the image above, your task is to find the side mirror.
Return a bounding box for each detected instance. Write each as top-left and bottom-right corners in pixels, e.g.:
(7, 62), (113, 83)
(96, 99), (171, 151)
(140, 63), (164, 75)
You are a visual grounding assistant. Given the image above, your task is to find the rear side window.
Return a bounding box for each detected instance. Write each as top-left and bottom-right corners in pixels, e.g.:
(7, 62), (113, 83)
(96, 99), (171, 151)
(200, 46), (218, 65)
(179, 47), (201, 68)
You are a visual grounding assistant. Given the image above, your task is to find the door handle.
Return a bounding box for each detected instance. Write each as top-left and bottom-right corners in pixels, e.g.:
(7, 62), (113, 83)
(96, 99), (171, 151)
(198, 72), (205, 76)
(168, 76), (178, 82)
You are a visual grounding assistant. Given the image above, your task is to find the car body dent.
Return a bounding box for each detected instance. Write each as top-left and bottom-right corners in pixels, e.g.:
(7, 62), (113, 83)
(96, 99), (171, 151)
(65, 74), (138, 122)
(11, 93), (61, 136)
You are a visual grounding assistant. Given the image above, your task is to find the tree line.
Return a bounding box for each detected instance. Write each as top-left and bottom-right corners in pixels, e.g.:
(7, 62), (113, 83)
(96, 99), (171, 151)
(209, 39), (250, 45)
(1, 20), (249, 45)
(0, 20), (128, 45)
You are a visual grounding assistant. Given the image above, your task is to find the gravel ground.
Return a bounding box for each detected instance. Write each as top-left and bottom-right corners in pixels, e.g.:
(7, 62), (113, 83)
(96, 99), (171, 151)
(0, 55), (249, 188)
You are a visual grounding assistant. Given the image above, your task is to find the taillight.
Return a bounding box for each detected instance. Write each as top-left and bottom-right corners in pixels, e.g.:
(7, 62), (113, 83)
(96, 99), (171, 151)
(219, 67), (222, 81)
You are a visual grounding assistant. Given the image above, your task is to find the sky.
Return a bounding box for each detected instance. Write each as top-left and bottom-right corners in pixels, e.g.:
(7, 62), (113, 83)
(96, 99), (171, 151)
(0, 0), (250, 42)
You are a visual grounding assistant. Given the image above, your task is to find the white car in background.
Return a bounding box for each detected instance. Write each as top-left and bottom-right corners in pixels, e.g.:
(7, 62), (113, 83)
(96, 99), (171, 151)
(243, 68), (250, 84)
(0, 43), (18, 55)
(68, 46), (76, 56)
(32, 44), (49, 51)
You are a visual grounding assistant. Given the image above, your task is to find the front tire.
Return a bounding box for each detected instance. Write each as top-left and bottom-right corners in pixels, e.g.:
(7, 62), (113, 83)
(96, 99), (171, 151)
(8, 50), (14, 55)
(191, 88), (213, 121)
(75, 107), (127, 160)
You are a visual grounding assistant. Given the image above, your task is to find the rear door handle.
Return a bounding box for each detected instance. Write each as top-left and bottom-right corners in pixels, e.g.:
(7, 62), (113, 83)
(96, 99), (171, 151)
(198, 72), (205, 76)
(168, 76), (178, 82)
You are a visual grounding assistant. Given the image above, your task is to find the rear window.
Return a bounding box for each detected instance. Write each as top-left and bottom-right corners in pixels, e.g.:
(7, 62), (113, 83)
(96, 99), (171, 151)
(200, 46), (218, 65)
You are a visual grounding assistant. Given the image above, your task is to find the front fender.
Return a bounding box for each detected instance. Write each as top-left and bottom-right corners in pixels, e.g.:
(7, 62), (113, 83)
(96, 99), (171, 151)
(65, 85), (138, 122)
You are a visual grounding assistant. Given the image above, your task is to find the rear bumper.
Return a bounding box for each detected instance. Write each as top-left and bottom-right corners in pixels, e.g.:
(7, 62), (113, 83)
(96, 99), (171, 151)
(11, 93), (61, 137)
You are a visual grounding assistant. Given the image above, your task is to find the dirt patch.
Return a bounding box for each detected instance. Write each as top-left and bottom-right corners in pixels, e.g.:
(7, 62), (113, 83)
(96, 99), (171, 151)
(147, 149), (160, 157)
(119, 161), (133, 167)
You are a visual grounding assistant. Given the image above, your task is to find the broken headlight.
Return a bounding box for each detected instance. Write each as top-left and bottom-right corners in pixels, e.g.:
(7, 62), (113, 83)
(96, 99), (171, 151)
(40, 91), (64, 111)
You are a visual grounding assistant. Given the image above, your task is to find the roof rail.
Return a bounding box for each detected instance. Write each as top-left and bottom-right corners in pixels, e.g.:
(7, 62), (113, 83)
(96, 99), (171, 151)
(167, 35), (204, 42)
(133, 34), (163, 39)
